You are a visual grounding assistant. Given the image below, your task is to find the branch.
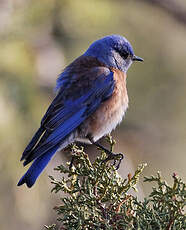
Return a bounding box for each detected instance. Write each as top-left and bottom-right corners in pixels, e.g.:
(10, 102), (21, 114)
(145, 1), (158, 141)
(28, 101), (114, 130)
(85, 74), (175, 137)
(141, 0), (186, 25)
(44, 136), (186, 229)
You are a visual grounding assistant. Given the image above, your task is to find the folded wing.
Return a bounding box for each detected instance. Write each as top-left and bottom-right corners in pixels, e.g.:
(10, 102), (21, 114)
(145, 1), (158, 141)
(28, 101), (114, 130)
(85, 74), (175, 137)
(20, 65), (115, 166)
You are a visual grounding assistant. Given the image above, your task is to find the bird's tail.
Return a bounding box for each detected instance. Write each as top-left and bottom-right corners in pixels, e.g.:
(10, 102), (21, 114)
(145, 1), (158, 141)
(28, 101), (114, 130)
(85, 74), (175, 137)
(17, 132), (77, 188)
(17, 144), (59, 188)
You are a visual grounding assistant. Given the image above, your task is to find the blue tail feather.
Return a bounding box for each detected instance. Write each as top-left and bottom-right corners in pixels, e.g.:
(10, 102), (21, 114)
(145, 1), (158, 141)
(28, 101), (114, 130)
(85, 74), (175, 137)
(17, 145), (59, 188)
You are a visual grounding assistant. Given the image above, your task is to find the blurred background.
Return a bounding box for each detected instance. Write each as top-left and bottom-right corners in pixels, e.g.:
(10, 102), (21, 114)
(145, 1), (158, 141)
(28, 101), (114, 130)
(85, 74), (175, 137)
(0, 0), (186, 229)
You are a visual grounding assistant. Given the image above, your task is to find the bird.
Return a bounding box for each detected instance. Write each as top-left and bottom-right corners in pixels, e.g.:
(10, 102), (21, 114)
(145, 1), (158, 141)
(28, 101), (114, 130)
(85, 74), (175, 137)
(17, 34), (143, 188)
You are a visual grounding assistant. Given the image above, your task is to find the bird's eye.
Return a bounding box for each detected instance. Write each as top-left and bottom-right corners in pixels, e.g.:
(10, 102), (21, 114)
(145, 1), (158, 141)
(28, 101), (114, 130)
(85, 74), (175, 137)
(120, 51), (129, 59)
(115, 47), (129, 59)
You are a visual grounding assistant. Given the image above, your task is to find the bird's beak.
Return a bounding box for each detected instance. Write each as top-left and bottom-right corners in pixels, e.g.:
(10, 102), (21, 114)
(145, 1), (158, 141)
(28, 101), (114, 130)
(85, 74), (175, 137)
(132, 55), (144, 62)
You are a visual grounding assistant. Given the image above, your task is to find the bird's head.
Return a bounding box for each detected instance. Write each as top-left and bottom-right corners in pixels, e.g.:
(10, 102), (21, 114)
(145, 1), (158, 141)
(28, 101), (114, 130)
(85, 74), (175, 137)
(84, 35), (143, 73)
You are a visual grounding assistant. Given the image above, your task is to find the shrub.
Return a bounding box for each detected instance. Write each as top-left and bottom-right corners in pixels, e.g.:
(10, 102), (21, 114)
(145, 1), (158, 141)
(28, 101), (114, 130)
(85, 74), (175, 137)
(45, 136), (186, 230)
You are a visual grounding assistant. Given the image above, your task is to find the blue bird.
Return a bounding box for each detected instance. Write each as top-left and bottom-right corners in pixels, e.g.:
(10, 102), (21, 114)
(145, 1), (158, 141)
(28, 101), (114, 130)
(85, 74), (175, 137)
(18, 35), (143, 188)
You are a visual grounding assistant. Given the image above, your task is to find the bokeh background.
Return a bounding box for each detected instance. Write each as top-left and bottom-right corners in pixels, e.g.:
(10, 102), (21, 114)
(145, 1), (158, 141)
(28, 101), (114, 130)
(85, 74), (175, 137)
(0, 0), (186, 229)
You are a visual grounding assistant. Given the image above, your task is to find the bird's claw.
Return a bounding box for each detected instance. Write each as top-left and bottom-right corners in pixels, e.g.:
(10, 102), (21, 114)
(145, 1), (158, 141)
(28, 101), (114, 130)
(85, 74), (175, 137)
(103, 152), (124, 170)
(87, 136), (124, 170)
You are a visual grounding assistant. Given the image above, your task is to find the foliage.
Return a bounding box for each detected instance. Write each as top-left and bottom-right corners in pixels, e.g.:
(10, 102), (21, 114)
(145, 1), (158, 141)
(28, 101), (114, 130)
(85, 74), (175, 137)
(1, 1), (186, 229)
(44, 137), (186, 230)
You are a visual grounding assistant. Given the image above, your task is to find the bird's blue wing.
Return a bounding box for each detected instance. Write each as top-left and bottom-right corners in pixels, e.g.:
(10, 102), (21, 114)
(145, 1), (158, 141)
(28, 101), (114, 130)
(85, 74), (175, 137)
(20, 66), (115, 166)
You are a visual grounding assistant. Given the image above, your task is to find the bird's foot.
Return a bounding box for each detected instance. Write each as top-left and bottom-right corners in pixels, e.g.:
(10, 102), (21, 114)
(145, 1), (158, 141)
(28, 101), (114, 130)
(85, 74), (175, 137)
(102, 151), (124, 170)
(87, 135), (124, 170)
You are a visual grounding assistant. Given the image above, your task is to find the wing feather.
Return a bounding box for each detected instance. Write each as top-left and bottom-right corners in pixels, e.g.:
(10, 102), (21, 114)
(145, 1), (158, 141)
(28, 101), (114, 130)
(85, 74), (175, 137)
(21, 64), (115, 166)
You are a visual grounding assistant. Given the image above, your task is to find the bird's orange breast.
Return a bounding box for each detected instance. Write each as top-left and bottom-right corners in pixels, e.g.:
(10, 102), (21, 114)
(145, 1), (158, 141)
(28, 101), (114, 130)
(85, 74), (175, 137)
(84, 69), (128, 142)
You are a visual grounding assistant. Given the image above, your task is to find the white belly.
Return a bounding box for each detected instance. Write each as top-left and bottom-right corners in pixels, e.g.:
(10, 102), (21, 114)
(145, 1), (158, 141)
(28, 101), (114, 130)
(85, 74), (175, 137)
(76, 68), (128, 144)
(94, 101), (128, 141)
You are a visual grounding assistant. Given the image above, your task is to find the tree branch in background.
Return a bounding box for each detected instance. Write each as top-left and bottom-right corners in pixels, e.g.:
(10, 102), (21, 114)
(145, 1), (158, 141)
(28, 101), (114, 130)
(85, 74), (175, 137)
(141, 0), (186, 25)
